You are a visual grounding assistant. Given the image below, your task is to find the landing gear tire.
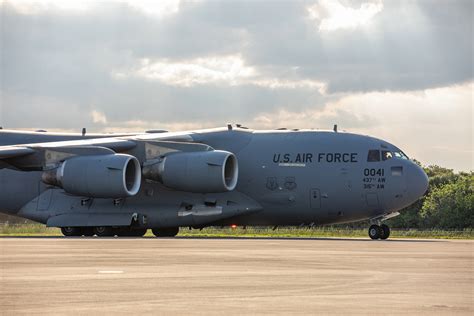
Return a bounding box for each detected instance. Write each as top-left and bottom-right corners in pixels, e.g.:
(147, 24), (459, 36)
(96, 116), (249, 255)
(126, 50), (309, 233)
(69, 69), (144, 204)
(93, 226), (114, 237)
(130, 228), (147, 237)
(61, 227), (83, 237)
(152, 227), (179, 237)
(117, 228), (147, 237)
(380, 224), (390, 240)
(82, 227), (94, 237)
(368, 225), (381, 240)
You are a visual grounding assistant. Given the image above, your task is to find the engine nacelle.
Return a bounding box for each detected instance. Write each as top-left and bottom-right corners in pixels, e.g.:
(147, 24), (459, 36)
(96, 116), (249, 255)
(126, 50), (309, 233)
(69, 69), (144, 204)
(42, 154), (141, 198)
(143, 150), (238, 193)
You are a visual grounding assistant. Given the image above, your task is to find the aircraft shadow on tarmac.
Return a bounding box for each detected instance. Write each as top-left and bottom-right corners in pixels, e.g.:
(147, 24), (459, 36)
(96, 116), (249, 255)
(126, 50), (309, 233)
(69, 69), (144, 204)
(0, 236), (442, 242)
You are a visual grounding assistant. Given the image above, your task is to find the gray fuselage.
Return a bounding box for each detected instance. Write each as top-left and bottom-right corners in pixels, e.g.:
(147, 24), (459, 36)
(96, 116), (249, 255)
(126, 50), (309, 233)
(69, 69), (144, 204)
(0, 128), (428, 227)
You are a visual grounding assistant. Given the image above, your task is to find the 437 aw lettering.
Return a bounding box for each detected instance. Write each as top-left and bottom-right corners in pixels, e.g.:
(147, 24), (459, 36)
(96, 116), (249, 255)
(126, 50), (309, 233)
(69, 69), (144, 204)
(363, 168), (386, 190)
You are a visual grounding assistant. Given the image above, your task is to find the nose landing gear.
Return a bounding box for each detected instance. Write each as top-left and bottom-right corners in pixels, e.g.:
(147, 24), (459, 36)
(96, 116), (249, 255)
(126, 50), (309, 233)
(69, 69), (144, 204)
(368, 224), (390, 240)
(368, 212), (398, 240)
(380, 224), (390, 239)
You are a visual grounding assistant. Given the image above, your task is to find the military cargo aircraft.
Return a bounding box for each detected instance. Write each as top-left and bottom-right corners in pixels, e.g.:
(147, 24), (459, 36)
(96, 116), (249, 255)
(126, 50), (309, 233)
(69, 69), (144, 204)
(0, 125), (428, 239)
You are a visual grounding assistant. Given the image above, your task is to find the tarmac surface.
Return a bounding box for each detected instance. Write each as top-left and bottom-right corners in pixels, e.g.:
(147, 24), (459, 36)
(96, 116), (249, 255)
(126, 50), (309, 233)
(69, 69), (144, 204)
(0, 237), (473, 315)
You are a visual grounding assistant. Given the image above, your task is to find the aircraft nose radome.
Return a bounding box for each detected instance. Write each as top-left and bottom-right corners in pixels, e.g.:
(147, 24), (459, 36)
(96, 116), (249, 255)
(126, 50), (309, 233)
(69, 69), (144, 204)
(406, 163), (429, 201)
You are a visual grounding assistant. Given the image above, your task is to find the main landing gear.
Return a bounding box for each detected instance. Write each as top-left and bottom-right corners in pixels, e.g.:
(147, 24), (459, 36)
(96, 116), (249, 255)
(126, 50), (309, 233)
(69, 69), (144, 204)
(60, 226), (147, 237)
(60, 226), (179, 237)
(152, 227), (179, 237)
(368, 224), (390, 240)
(61, 227), (83, 237)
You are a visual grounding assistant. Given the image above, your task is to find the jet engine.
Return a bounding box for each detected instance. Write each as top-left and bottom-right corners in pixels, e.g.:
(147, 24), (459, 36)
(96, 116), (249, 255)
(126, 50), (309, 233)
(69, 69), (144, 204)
(142, 150), (238, 193)
(42, 154), (141, 198)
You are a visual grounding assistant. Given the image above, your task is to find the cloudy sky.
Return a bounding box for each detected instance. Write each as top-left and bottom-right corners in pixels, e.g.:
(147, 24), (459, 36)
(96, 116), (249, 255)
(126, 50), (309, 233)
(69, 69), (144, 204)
(0, 0), (472, 171)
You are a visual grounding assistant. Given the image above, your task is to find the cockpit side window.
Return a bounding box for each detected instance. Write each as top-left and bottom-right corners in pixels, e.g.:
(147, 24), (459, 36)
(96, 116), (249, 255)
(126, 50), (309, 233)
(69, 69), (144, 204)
(394, 151), (409, 159)
(367, 150), (380, 162)
(382, 151), (393, 161)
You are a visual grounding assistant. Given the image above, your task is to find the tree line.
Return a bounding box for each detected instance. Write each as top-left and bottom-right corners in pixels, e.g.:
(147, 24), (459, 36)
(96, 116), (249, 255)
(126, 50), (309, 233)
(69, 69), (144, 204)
(387, 164), (473, 229)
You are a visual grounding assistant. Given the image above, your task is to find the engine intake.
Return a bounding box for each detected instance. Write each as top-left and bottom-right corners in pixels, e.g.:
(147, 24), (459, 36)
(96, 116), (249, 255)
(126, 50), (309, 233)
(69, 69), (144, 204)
(42, 154), (141, 198)
(143, 150), (238, 193)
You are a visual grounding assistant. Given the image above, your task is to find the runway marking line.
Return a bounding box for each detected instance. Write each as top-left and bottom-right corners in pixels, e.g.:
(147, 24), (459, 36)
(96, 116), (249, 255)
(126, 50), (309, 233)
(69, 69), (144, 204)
(98, 270), (124, 274)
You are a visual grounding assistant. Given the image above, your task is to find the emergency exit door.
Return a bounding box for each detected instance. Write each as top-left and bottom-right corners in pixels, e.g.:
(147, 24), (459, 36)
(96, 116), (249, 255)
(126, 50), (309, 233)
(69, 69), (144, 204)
(310, 188), (321, 209)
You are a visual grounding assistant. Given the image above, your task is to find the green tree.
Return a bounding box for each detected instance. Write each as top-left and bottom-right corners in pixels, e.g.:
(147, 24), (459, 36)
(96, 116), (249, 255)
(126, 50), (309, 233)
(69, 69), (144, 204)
(388, 199), (423, 228)
(423, 165), (457, 190)
(388, 165), (470, 229)
(420, 173), (473, 229)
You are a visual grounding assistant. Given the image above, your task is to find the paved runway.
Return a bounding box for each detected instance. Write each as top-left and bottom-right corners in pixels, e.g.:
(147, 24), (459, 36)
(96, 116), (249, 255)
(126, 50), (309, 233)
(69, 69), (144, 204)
(0, 237), (472, 315)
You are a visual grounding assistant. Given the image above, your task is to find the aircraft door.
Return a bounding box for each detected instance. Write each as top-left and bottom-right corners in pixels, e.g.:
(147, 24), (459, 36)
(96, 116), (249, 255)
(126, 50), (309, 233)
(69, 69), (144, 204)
(365, 192), (379, 207)
(310, 188), (321, 209)
(388, 166), (407, 195)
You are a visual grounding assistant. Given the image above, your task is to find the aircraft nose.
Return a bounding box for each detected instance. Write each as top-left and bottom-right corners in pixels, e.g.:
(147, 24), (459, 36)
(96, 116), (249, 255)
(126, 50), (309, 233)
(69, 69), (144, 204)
(406, 162), (429, 201)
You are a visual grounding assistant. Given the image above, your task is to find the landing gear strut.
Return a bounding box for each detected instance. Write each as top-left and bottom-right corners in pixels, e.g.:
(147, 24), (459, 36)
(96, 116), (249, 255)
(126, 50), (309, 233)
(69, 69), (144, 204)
(368, 224), (390, 240)
(152, 227), (179, 237)
(368, 212), (399, 240)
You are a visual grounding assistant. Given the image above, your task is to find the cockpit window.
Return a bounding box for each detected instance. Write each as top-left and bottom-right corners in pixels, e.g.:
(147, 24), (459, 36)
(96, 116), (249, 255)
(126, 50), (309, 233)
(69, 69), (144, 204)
(394, 151), (409, 159)
(367, 150), (380, 162)
(368, 149), (408, 162)
(382, 151), (393, 161)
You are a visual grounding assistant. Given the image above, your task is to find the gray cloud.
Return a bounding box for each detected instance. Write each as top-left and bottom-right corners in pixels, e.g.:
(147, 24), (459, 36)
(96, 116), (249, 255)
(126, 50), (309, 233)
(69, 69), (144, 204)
(0, 0), (472, 131)
(240, 0), (473, 92)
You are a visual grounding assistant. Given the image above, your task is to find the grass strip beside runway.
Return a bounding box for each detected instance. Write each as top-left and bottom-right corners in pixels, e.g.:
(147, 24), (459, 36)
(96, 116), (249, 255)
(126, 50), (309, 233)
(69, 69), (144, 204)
(0, 223), (472, 239)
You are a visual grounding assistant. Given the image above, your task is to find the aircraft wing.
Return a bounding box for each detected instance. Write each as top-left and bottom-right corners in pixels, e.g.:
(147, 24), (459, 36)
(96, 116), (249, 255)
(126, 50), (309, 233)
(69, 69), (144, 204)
(0, 146), (36, 159)
(0, 127), (239, 198)
(0, 130), (196, 164)
(0, 128), (257, 230)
